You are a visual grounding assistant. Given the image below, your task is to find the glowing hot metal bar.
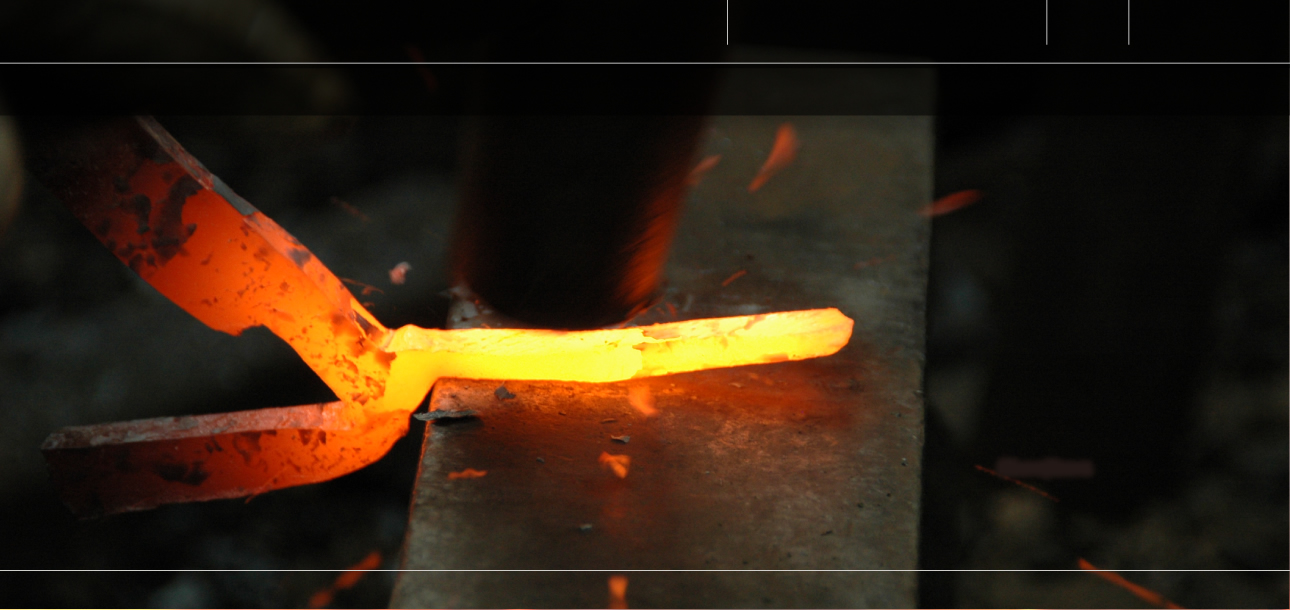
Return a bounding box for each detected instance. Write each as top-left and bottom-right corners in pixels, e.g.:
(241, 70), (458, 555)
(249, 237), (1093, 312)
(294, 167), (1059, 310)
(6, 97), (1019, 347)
(31, 116), (853, 517)
(44, 308), (853, 517)
(377, 309), (854, 416)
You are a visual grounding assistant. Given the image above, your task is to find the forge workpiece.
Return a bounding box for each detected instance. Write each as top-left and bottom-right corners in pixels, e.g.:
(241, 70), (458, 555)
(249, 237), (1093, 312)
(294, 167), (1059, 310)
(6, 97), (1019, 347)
(391, 113), (933, 608)
(29, 116), (854, 518)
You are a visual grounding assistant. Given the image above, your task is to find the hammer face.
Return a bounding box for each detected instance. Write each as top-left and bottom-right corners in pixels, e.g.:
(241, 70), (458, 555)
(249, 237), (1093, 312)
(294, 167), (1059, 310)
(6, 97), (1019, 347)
(451, 115), (709, 330)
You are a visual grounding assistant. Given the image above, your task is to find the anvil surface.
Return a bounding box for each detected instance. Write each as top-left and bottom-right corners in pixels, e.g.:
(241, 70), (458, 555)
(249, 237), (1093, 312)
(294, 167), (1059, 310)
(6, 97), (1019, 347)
(391, 113), (933, 607)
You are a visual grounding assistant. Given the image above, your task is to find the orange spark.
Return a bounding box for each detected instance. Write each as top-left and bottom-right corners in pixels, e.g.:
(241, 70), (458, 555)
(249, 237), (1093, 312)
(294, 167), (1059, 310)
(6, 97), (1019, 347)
(627, 385), (658, 416)
(607, 575), (629, 609)
(748, 122), (800, 193)
(404, 44), (438, 93)
(388, 262), (411, 285)
(448, 468), (488, 480)
(665, 302), (677, 318)
(919, 189), (983, 218)
(330, 196), (370, 222)
(340, 278), (384, 296)
(688, 154), (722, 186)
(1078, 558), (1185, 609)
(720, 269), (747, 287)
(307, 550), (383, 608)
(973, 464), (1059, 502)
(599, 452), (630, 479)
(853, 254), (895, 270)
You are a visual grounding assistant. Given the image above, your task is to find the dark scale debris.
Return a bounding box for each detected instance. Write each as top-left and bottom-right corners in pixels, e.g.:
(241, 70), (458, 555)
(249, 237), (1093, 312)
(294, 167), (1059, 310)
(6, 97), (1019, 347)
(413, 409), (479, 422)
(494, 385), (516, 400)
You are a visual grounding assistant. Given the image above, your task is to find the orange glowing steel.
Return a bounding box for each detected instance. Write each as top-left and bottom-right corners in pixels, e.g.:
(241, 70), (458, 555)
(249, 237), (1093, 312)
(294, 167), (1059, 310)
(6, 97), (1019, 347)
(448, 468), (488, 480)
(1078, 558), (1184, 609)
(599, 452), (631, 478)
(380, 308), (853, 417)
(44, 402), (410, 513)
(47, 306), (853, 514)
(607, 575), (629, 609)
(109, 152), (394, 411)
(42, 117), (857, 515)
(748, 122), (799, 193)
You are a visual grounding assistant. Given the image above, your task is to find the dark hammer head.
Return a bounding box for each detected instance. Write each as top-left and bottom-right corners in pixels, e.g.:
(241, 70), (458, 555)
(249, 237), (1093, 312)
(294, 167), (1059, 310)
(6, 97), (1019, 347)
(450, 113), (712, 330)
(445, 2), (725, 329)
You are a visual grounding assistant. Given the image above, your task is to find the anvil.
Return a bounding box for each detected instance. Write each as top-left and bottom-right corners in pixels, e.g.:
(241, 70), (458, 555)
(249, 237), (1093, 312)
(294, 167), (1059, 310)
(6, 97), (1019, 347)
(390, 112), (934, 608)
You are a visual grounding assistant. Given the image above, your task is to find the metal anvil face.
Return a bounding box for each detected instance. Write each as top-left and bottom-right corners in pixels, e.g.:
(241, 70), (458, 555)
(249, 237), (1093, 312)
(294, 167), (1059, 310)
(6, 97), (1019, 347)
(392, 114), (933, 608)
(395, 364), (919, 606)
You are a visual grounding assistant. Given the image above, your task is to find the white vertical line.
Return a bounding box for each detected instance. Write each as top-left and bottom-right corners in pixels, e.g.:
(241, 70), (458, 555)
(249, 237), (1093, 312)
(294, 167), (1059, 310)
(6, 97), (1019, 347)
(727, 0), (730, 45)
(1127, 0), (1131, 45)
(1045, 0), (1049, 45)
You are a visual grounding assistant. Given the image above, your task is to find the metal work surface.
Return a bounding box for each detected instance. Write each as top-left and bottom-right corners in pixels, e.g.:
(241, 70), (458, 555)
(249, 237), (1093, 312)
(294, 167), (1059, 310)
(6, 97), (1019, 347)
(392, 115), (933, 608)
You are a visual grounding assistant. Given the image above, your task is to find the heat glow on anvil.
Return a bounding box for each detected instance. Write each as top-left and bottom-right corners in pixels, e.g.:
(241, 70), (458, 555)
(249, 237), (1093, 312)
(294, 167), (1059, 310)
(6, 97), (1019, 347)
(29, 116), (854, 518)
(392, 113), (934, 608)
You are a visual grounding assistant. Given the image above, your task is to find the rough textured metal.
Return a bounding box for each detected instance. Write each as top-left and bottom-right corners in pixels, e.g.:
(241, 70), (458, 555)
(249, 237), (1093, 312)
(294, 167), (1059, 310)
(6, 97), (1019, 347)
(30, 113), (850, 519)
(392, 113), (933, 608)
(27, 116), (409, 514)
(41, 402), (406, 518)
(0, 114), (21, 237)
(22, 116), (395, 407)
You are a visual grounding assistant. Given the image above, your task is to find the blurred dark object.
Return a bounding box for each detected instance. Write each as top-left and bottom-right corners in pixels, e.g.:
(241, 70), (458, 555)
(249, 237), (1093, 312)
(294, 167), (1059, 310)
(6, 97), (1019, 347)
(0, 113), (21, 237)
(0, 0), (351, 114)
(923, 113), (1287, 608)
(281, 1), (725, 62)
(0, 0), (323, 61)
(971, 116), (1284, 519)
(450, 114), (711, 329)
(444, 5), (724, 329)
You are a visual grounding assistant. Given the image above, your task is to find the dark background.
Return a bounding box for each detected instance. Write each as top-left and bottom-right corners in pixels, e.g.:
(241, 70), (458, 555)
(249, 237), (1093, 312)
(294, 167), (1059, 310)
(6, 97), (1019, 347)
(0, 2), (1285, 608)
